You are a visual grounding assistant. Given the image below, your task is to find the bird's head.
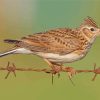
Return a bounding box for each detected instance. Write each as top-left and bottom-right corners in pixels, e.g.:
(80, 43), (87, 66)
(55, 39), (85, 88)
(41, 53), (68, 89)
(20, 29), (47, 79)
(79, 17), (100, 40)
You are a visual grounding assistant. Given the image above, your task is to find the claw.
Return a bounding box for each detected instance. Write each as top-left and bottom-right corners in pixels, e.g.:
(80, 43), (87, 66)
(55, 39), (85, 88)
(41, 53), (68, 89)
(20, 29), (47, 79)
(52, 65), (62, 74)
(50, 65), (62, 84)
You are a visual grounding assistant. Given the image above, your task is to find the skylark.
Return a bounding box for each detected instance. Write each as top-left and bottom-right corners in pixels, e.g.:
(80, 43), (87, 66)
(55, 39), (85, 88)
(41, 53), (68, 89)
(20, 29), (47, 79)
(0, 17), (100, 74)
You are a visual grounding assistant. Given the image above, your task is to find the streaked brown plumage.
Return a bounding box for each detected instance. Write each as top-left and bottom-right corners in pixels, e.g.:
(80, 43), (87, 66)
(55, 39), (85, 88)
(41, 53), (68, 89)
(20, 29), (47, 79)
(1, 17), (100, 74)
(17, 28), (82, 55)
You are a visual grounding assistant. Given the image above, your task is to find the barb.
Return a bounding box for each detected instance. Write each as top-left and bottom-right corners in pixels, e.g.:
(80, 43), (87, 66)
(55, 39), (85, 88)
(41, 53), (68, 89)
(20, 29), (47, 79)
(0, 62), (100, 82)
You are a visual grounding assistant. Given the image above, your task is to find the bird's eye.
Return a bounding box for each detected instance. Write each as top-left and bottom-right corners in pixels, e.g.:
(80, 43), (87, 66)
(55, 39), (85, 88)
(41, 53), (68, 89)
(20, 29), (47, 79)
(90, 28), (95, 31)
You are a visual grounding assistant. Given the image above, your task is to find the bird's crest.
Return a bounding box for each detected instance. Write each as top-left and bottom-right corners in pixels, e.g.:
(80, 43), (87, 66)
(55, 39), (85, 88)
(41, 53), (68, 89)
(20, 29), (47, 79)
(81, 16), (98, 28)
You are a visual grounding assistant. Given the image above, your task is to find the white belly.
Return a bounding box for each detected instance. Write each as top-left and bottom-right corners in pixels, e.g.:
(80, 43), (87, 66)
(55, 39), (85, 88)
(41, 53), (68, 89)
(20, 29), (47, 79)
(15, 48), (85, 63)
(36, 52), (85, 63)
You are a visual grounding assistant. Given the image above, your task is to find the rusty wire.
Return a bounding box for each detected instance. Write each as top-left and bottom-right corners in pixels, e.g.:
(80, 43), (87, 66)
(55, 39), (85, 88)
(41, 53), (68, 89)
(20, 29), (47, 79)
(0, 62), (100, 83)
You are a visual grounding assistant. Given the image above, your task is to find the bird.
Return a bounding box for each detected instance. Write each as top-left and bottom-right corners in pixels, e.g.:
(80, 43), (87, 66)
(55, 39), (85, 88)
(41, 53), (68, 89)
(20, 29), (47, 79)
(0, 17), (100, 75)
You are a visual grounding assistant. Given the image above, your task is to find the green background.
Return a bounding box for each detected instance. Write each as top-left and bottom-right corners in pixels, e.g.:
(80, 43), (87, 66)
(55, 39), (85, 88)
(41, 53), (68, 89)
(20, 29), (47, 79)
(0, 0), (100, 100)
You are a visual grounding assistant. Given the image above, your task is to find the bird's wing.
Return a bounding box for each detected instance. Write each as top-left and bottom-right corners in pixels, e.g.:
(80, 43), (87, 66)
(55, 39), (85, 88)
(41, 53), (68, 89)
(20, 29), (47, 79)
(18, 28), (81, 55)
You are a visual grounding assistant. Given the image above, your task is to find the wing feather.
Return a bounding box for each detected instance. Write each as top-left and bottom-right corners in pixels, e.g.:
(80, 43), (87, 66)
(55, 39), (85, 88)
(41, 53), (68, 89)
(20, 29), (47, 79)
(18, 28), (81, 55)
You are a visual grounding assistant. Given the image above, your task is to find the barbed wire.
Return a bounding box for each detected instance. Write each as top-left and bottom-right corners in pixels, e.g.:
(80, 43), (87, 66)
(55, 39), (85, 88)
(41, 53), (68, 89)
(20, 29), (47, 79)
(0, 62), (100, 84)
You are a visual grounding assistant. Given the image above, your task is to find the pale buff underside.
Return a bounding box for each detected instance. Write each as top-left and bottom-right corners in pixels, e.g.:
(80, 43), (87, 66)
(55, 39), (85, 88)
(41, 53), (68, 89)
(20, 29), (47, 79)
(14, 48), (86, 63)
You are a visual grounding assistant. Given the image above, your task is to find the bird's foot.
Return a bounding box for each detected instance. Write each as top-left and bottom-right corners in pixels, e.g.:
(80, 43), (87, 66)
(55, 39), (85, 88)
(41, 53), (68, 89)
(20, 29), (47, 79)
(52, 65), (62, 74)
(51, 65), (62, 84)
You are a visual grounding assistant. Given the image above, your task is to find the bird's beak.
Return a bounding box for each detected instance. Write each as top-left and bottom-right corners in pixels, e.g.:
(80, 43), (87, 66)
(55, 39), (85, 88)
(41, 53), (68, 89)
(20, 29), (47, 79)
(99, 28), (100, 35)
(97, 28), (100, 36)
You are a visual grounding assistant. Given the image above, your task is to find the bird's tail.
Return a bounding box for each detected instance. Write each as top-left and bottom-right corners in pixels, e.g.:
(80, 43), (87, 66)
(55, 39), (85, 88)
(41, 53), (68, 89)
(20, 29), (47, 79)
(0, 39), (20, 57)
(0, 48), (33, 57)
(0, 49), (17, 57)
(0, 39), (23, 57)
(4, 39), (20, 44)
(0, 38), (33, 57)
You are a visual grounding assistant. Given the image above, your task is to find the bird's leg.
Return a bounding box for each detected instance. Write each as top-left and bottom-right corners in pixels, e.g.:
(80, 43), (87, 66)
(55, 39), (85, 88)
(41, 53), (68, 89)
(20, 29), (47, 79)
(44, 59), (62, 84)
(44, 59), (62, 74)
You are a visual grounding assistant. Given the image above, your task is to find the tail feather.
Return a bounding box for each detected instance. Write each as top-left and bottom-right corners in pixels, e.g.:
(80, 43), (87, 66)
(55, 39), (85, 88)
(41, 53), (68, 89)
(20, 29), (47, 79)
(0, 49), (17, 57)
(0, 48), (33, 57)
(4, 39), (21, 44)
